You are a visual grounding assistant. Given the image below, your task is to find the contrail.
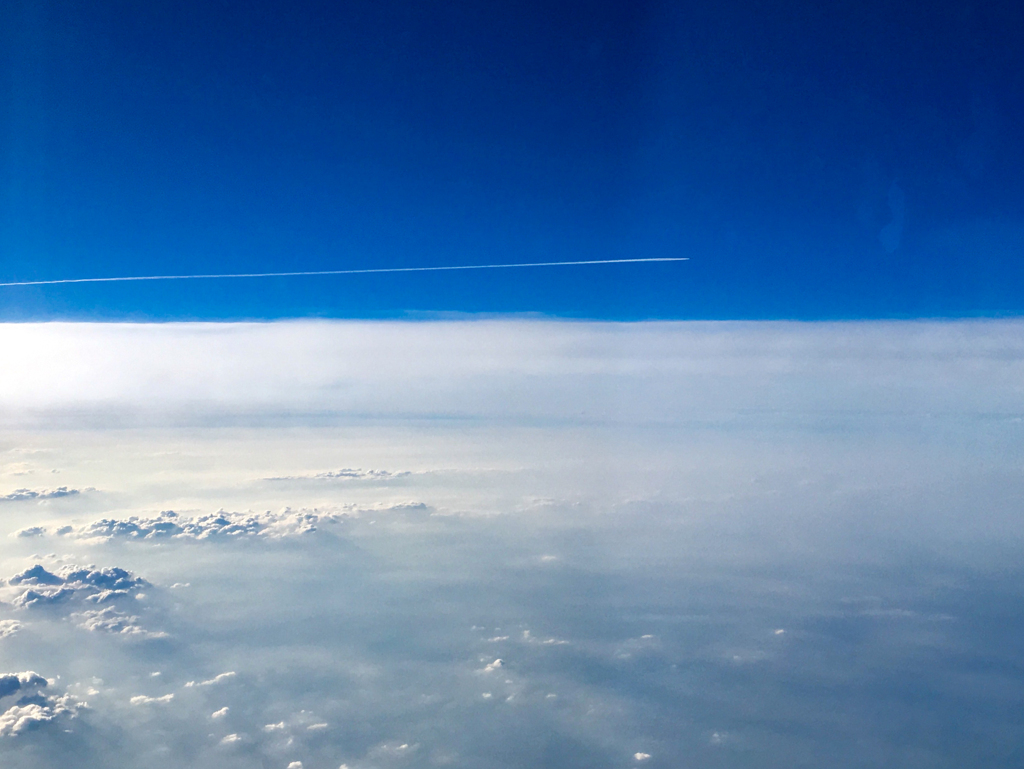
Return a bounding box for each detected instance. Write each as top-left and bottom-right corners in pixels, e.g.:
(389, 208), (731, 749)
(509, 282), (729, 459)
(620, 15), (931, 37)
(0, 257), (687, 288)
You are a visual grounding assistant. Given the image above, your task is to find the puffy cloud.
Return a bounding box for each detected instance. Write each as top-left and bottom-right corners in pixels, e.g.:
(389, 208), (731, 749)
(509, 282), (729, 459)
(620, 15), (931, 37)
(73, 607), (167, 638)
(634, 752), (651, 761)
(211, 707), (229, 719)
(482, 659), (503, 672)
(0, 699), (75, 736)
(0, 672), (80, 737)
(37, 503), (428, 543)
(0, 672), (47, 700)
(0, 487), (80, 502)
(8, 565), (65, 586)
(56, 509), (348, 542)
(11, 588), (76, 608)
(6, 564), (147, 610)
(0, 620), (21, 638)
(8, 564), (144, 591)
(12, 526), (46, 538)
(4, 563), (164, 636)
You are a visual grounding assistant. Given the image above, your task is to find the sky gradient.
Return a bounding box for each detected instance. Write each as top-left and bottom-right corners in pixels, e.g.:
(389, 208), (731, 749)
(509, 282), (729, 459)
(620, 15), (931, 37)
(2, 0), (1023, 319)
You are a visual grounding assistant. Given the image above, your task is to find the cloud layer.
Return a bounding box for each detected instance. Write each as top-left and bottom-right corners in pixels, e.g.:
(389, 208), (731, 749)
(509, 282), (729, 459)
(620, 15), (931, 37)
(0, 320), (1022, 768)
(2, 320), (1024, 426)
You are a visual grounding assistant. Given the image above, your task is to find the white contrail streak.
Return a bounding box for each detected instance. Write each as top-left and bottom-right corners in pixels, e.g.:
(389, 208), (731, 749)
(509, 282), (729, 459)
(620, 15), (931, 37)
(0, 257), (687, 288)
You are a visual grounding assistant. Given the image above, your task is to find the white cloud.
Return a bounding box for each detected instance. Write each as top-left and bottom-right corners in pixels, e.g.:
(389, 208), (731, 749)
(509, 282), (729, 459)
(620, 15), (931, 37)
(0, 319), (1021, 766)
(129, 694), (174, 705)
(267, 468), (409, 481)
(4, 319), (1024, 427)
(0, 673), (80, 736)
(367, 741), (417, 759)
(0, 487), (80, 503)
(55, 509), (348, 542)
(5, 564), (155, 635)
(221, 733), (242, 744)
(634, 752), (651, 761)
(0, 621), (21, 638)
(0, 671), (48, 700)
(211, 707), (229, 719)
(185, 672), (236, 687)
(0, 697), (77, 736)
(73, 607), (167, 638)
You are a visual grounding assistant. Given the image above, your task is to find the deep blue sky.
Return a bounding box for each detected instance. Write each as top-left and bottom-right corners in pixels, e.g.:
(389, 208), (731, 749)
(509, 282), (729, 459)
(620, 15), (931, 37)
(1, 0), (1022, 320)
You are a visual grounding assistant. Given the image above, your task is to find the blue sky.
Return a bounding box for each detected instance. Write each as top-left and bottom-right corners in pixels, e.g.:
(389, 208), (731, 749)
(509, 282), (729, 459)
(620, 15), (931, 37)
(2, 0), (1023, 320)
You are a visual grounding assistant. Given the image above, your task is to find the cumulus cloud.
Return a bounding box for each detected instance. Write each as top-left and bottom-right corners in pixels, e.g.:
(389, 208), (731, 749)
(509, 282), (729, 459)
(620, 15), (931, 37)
(53, 509), (349, 542)
(6, 564), (146, 609)
(73, 607), (167, 638)
(33, 503), (428, 543)
(0, 620), (21, 638)
(3, 563), (164, 636)
(0, 672), (80, 737)
(0, 487), (80, 503)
